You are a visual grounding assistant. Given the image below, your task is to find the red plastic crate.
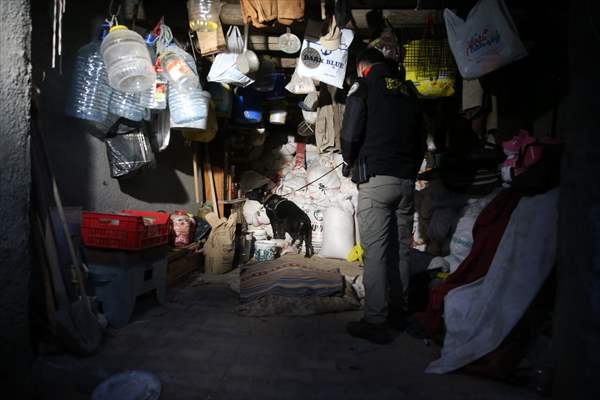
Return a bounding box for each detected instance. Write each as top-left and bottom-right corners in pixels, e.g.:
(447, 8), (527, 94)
(81, 210), (170, 251)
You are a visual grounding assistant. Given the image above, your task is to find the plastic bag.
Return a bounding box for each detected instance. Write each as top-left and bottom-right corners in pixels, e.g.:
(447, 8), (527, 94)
(226, 26), (244, 54)
(296, 29), (354, 89)
(444, 0), (527, 79)
(286, 67), (317, 94)
(105, 118), (155, 179)
(207, 53), (254, 87)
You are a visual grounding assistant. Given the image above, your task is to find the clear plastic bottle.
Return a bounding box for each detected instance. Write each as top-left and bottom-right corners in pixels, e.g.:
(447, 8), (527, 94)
(65, 40), (113, 123)
(160, 48), (200, 92)
(109, 89), (146, 121)
(187, 0), (220, 32)
(101, 25), (156, 92)
(139, 65), (168, 110)
(168, 85), (209, 125)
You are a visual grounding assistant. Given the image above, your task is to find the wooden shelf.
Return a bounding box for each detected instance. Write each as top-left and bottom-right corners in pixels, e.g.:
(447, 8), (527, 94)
(218, 198), (247, 205)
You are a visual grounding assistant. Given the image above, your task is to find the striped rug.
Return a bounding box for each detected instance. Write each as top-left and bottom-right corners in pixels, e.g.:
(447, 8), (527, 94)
(240, 261), (344, 303)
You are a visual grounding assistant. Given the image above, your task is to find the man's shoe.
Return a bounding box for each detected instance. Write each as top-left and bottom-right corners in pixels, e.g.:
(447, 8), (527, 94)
(387, 310), (407, 332)
(346, 319), (393, 344)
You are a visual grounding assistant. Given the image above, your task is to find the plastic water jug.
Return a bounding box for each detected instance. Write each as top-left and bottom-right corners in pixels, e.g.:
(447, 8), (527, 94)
(160, 46), (200, 92)
(65, 41), (112, 123)
(109, 89), (146, 121)
(101, 25), (156, 92)
(168, 84), (209, 125)
(187, 0), (221, 32)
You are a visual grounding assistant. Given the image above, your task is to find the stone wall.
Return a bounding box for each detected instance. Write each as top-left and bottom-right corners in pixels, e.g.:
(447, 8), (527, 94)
(0, 0), (33, 388)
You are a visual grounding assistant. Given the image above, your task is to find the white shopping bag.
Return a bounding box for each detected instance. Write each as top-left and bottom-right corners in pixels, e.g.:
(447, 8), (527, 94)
(207, 53), (254, 87)
(226, 26), (244, 54)
(444, 0), (527, 79)
(296, 29), (354, 89)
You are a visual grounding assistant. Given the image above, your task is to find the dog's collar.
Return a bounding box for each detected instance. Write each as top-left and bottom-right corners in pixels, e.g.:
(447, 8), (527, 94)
(264, 195), (287, 215)
(262, 193), (276, 206)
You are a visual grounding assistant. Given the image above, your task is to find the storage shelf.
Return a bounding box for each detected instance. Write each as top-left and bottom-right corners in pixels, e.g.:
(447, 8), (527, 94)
(219, 199), (247, 205)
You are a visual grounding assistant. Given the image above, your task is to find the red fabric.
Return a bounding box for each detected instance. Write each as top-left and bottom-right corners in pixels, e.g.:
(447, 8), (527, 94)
(415, 190), (523, 336)
(295, 142), (306, 169)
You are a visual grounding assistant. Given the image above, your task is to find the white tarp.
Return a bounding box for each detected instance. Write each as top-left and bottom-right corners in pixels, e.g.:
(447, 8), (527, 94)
(426, 188), (558, 374)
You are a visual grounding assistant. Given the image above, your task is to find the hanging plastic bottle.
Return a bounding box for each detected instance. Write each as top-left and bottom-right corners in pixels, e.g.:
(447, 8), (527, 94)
(101, 24), (156, 93)
(109, 89), (146, 121)
(139, 60), (168, 110)
(65, 23), (113, 123)
(168, 84), (209, 125)
(160, 46), (200, 92)
(187, 0), (221, 32)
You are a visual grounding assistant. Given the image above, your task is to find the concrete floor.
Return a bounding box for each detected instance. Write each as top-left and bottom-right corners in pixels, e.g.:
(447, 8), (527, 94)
(35, 256), (538, 400)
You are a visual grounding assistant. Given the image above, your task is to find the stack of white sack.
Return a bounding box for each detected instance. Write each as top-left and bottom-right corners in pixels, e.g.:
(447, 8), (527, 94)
(305, 144), (320, 169)
(276, 167), (308, 197)
(280, 135), (297, 157)
(306, 163), (341, 207)
(297, 198), (326, 254)
(428, 189), (501, 273)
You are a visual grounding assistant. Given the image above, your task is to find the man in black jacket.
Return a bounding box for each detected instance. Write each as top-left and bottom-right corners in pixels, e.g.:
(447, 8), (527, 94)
(342, 48), (424, 344)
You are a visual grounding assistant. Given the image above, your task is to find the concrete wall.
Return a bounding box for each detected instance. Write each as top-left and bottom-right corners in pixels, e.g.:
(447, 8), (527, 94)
(553, 1), (600, 398)
(0, 0), (33, 388)
(31, 1), (197, 214)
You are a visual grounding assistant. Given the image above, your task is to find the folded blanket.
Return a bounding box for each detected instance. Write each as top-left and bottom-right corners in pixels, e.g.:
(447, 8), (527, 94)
(240, 261), (344, 303)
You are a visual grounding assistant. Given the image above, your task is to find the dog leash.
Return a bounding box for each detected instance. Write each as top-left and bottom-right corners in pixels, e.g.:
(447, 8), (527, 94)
(292, 162), (345, 194)
(259, 162), (346, 209)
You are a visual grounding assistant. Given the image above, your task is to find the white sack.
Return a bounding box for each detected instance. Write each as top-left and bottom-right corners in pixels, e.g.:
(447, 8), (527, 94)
(307, 164), (341, 200)
(319, 206), (355, 259)
(242, 200), (270, 226)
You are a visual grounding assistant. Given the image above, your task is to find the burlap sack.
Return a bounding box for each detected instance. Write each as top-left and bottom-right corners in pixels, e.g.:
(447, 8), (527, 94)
(203, 212), (238, 274)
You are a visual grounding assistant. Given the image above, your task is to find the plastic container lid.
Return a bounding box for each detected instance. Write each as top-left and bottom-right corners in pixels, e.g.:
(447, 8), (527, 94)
(109, 25), (128, 32)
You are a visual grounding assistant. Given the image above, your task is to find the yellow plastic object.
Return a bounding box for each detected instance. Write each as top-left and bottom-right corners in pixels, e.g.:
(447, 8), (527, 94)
(403, 39), (456, 98)
(109, 25), (128, 32)
(181, 101), (218, 143)
(435, 272), (450, 280)
(346, 244), (364, 264)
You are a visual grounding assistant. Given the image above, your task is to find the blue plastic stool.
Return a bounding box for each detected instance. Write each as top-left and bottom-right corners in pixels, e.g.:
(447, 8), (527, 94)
(83, 246), (168, 328)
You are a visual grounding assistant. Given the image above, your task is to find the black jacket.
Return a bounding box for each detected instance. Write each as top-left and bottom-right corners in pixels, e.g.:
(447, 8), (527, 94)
(341, 63), (424, 183)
